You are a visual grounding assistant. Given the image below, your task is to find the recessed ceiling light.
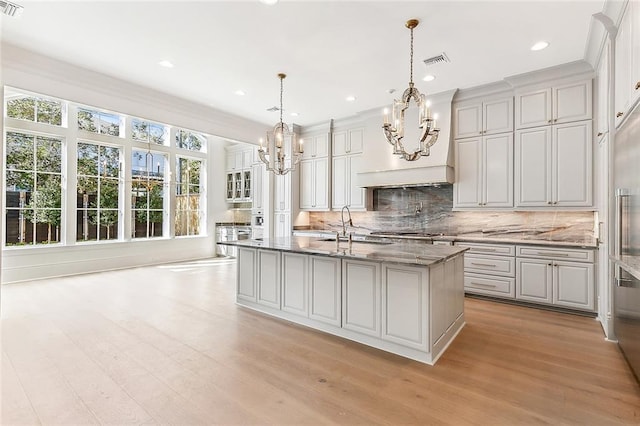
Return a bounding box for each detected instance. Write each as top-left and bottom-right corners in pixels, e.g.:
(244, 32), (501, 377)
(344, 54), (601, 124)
(290, 112), (299, 117)
(531, 41), (550, 51)
(158, 60), (174, 68)
(346, 95), (357, 102)
(423, 74), (436, 82)
(234, 90), (245, 96)
(259, 0), (278, 4)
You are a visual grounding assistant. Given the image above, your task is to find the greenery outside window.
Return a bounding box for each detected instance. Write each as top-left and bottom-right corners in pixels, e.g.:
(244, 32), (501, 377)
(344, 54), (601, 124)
(175, 157), (202, 236)
(76, 142), (121, 241)
(132, 119), (168, 145)
(176, 129), (205, 152)
(78, 108), (122, 137)
(131, 150), (166, 238)
(5, 132), (63, 246)
(5, 93), (64, 126)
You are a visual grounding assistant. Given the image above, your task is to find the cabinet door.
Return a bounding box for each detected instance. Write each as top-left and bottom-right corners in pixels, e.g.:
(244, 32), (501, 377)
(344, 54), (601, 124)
(226, 152), (236, 171)
(237, 248), (257, 302)
(381, 264), (429, 350)
(274, 212), (291, 238)
(315, 134), (330, 157)
(226, 172), (234, 201)
(332, 156), (348, 209)
(631, 0), (640, 109)
(257, 250), (281, 309)
(299, 160), (314, 209)
(282, 253), (308, 316)
(309, 257), (341, 326)
(553, 81), (592, 125)
(348, 128), (364, 154)
(515, 88), (552, 129)
(515, 126), (552, 206)
(615, 5), (632, 126)
(315, 158), (329, 209)
(242, 169), (252, 200)
(454, 102), (483, 139)
(552, 121), (592, 207)
(553, 261), (594, 310)
(516, 258), (552, 304)
(483, 133), (513, 207)
(333, 130), (348, 156)
(483, 97), (513, 135)
(242, 149), (253, 169)
(342, 260), (381, 337)
(454, 137), (482, 208)
(596, 43), (609, 139)
(233, 171), (242, 199)
(274, 172), (290, 211)
(251, 163), (263, 210)
(347, 155), (366, 210)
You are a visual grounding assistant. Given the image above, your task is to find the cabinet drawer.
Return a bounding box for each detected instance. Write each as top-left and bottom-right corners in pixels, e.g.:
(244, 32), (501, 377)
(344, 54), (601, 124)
(456, 242), (515, 256)
(464, 273), (515, 298)
(464, 254), (516, 276)
(516, 246), (594, 262)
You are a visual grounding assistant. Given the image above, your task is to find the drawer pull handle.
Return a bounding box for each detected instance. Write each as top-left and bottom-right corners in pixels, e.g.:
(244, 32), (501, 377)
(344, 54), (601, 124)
(472, 248), (497, 252)
(617, 112), (624, 118)
(470, 282), (497, 288)
(535, 252), (569, 257)
(471, 262), (497, 267)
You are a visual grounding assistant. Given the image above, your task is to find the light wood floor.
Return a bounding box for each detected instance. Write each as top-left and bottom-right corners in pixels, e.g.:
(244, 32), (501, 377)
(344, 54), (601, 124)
(2, 258), (639, 425)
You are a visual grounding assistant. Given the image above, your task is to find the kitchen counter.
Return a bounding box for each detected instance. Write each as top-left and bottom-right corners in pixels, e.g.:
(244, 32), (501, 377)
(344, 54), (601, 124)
(222, 236), (466, 365)
(219, 236), (468, 266)
(291, 229), (598, 249)
(610, 254), (640, 280)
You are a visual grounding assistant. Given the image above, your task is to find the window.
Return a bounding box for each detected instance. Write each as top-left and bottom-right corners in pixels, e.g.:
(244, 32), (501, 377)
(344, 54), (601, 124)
(5, 132), (63, 245)
(76, 142), (121, 241)
(131, 150), (166, 238)
(132, 119), (168, 145)
(6, 93), (63, 126)
(78, 108), (122, 137)
(176, 129), (205, 152)
(175, 157), (203, 236)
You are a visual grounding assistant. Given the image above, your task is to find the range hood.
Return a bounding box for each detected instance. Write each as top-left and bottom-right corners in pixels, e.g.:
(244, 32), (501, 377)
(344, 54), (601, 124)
(355, 89), (457, 188)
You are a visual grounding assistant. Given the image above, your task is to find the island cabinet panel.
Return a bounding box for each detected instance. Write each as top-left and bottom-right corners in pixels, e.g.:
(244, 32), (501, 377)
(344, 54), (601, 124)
(257, 250), (281, 309)
(342, 260), (381, 337)
(381, 264), (429, 350)
(309, 257), (342, 326)
(281, 252), (308, 316)
(237, 248), (257, 302)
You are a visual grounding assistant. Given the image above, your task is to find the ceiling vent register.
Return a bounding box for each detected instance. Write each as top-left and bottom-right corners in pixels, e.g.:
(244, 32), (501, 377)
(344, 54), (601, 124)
(423, 52), (450, 67)
(0, 0), (23, 17)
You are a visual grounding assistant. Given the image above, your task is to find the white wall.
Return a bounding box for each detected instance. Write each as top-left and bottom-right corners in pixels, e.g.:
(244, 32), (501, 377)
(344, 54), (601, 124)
(1, 43), (264, 283)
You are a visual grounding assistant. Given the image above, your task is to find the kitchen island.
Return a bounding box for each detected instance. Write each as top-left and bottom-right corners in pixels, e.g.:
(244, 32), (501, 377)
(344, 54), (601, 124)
(219, 236), (468, 365)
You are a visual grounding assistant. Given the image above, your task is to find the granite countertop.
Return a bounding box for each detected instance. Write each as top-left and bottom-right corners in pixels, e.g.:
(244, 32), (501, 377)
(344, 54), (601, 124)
(610, 254), (640, 280)
(218, 236), (468, 267)
(291, 229), (598, 249)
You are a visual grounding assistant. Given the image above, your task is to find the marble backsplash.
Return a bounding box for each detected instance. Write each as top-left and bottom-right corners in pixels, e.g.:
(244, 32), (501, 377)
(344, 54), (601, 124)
(308, 185), (597, 242)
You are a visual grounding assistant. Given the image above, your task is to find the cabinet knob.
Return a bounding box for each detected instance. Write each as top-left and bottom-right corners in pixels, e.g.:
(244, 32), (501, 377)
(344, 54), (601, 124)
(548, 120), (552, 124)
(554, 119), (558, 123)
(553, 201), (558, 205)
(617, 112), (624, 118)
(597, 132), (603, 137)
(479, 132), (483, 135)
(548, 263), (552, 266)
(635, 81), (640, 90)
(547, 201), (552, 205)
(478, 203), (482, 206)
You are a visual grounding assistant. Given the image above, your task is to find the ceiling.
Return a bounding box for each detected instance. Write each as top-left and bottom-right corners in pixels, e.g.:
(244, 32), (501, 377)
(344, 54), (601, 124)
(1, 1), (605, 128)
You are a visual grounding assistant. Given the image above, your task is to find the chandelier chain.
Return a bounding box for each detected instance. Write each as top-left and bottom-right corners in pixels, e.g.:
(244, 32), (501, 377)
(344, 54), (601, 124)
(409, 25), (414, 86)
(279, 75), (284, 126)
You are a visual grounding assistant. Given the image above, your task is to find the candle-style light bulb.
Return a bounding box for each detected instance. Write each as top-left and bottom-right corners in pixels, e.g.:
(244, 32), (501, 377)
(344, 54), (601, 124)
(299, 138), (304, 153)
(383, 108), (390, 125)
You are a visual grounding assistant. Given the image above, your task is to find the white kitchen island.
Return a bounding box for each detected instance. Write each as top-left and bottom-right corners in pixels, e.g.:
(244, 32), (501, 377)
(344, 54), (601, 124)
(220, 236), (468, 365)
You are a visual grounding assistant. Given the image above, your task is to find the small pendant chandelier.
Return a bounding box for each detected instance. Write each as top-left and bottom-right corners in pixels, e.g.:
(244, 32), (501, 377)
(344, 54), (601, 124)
(258, 73), (303, 175)
(382, 19), (440, 161)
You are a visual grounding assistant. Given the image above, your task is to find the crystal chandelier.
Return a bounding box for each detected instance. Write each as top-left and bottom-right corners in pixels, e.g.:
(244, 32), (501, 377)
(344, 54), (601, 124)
(382, 19), (439, 162)
(258, 73), (303, 175)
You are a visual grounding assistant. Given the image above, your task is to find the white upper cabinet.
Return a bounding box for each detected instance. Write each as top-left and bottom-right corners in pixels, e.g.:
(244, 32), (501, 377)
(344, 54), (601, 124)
(453, 96), (513, 139)
(300, 158), (329, 211)
(515, 120), (592, 208)
(615, 1), (640, 127)
(454, 133), (513, 209)
(332, 155), (365, 211)
(301, 133), (329, 159)
(596, 42), (609, 140)
(333, 128), (364, 156)
(515, 80), (592, 129)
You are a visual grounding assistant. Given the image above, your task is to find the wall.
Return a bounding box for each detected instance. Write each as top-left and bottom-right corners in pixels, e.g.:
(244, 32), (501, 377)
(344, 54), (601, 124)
(1, 44), (265, 283)
(308, 185), (596, 243)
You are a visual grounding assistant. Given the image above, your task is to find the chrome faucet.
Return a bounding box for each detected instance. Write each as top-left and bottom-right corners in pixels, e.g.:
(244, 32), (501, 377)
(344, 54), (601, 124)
(341, 205), (353, 237)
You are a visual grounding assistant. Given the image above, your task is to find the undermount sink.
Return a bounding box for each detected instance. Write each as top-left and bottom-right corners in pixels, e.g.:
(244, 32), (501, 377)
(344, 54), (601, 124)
(317, 237), (392, 245)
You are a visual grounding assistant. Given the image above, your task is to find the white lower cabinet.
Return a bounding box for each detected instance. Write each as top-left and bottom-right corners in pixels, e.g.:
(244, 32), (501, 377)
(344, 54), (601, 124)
(257, 250), (281, 309)
(309, 256), (342, 326)
(456, 242), (516, 298)
(237, 247), (257, 302)
(515, 245), (595, 311)
(381, 263), (429, 350)
(281, 252), (308, 316)
(342, 259), (381, 337)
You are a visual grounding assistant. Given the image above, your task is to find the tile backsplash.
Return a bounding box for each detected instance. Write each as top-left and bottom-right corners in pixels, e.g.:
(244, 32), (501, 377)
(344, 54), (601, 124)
(308, 185), (596, 241)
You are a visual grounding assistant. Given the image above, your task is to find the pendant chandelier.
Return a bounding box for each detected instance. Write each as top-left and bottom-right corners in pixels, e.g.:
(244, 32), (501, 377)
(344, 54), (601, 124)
(382, 19), (439, 161)
(258, 73), (303, 175)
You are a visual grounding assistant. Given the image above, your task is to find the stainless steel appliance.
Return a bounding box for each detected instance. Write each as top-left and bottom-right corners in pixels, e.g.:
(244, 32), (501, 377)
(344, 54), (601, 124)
(613, 104), (640, 380)
(216, 225), (251, 257)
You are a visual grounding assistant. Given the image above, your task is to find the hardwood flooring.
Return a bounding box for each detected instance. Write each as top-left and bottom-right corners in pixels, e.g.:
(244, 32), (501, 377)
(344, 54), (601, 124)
(2, 258), (639, 425)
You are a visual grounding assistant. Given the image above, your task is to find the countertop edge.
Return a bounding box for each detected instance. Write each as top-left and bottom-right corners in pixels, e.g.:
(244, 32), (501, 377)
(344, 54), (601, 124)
(609, 254), (640, 280)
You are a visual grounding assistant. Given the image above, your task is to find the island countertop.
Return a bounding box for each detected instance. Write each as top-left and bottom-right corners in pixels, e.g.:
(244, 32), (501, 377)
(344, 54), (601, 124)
(218, 236), (468, 266)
